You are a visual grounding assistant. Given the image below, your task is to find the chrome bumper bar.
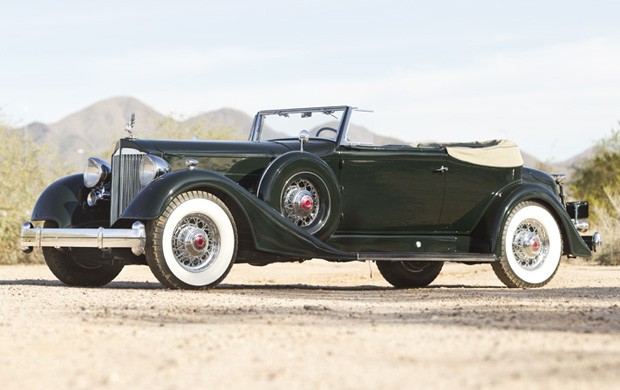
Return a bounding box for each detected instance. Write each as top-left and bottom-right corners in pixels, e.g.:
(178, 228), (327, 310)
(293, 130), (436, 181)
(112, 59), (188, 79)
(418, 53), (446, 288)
(583, 232), (603, 253)
(20, 221), (146, 256)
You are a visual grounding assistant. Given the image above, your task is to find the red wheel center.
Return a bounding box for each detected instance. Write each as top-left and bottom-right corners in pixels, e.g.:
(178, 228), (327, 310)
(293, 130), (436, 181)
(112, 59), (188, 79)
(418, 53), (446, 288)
(193, 234), (207, 250)
(300, 195), (314, 211)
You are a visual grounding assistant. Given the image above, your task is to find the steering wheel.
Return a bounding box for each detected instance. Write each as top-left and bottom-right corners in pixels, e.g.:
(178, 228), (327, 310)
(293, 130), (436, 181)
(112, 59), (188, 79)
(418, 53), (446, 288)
(316, 127), (338, 137)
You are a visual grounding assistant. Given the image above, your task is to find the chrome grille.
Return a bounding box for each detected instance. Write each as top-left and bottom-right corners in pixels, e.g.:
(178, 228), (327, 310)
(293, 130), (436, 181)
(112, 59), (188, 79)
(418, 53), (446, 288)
(110, 151), (144, 225)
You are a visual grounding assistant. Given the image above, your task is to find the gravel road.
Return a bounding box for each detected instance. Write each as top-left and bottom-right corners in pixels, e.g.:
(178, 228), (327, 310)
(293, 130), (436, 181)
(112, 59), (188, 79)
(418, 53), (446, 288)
(0, 260), (619, 389)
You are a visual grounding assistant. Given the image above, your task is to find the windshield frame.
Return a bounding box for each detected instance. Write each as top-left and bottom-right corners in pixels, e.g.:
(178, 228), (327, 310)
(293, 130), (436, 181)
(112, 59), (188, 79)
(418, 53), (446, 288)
(249, 105), (353, 142)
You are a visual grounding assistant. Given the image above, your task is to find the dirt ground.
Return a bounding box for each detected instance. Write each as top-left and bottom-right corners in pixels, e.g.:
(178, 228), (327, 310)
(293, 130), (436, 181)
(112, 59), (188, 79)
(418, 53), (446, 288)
(0, 260), (618, 389)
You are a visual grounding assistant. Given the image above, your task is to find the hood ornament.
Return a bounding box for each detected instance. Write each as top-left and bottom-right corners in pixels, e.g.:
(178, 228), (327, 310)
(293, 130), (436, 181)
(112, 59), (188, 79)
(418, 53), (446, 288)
(124, 113), (136, 139)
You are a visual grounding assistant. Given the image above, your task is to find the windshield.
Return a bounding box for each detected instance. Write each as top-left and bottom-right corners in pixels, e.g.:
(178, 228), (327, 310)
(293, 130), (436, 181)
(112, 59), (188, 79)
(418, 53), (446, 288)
(253, 107), (346, 141)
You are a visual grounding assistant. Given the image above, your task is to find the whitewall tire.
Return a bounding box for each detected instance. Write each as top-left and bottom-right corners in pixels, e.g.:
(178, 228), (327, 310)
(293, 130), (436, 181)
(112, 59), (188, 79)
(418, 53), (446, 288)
(492, 201), (562, 288)
(146, 191), (237, 289)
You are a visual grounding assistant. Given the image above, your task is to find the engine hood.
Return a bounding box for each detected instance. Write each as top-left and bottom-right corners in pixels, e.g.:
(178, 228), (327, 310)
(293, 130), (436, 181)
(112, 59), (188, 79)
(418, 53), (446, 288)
(116, 138), (293, 159)
(112, 138), (338, 189)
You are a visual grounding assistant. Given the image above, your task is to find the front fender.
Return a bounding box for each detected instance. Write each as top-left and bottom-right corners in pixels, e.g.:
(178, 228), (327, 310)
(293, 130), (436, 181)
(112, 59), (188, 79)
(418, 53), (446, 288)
(118, 169), (356, 260)
(30, 174), (110, 228)
(472, 183), (591, 258)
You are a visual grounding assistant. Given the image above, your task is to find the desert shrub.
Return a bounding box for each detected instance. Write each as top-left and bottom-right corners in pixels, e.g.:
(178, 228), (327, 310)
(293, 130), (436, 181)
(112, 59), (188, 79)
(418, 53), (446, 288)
(571, 129), (620, 220)
(0, 121), (65, 264)
(589, 189), (620, 266)
(154, 115), (244, 141)
(571, 129), (620, 265)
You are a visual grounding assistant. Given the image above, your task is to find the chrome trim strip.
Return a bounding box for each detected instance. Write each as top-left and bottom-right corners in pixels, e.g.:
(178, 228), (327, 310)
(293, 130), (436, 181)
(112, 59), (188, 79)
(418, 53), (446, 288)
(21, 221), (146, 256)
(357, 252), (498, 262)
(256, 105), (352, 116)
(113, 148), (145, 156)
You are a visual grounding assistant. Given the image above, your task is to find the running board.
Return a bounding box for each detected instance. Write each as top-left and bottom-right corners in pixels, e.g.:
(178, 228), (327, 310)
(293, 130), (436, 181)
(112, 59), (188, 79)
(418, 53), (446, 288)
(357, 252), (497, 263)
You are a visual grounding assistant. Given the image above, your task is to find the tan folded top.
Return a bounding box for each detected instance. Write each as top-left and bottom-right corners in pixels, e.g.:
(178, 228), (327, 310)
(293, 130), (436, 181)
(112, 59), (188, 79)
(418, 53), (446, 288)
(446, 139), (523, 167)
(415, 139), (524, 168)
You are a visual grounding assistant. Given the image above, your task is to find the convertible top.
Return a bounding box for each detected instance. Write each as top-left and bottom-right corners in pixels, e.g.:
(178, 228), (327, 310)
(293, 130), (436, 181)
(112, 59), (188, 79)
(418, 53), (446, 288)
(416, 139), (524, 168)
(445, 139), (523, 168)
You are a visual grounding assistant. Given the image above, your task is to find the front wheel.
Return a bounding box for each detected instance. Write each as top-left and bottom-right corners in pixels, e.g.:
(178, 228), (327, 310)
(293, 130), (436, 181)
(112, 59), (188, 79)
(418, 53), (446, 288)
(377, 261), (444, 288)
(492, 201), (563, 288)
(42, 222), (124, 287)
(145, 191), (237, 290)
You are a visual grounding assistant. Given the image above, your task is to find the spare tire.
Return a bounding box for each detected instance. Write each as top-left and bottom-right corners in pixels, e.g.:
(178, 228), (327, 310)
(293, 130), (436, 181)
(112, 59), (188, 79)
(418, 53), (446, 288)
(257, 152), (341, 241)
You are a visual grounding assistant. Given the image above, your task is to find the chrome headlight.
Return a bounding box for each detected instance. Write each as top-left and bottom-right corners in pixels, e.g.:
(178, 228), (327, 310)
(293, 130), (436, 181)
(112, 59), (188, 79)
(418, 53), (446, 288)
(83, 157), (111, 188)
(139, 155), (171, 186)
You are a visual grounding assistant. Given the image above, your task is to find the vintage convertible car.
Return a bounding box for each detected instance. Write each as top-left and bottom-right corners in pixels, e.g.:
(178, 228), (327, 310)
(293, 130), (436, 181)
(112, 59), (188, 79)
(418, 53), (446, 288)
(21, 106), (602, 289)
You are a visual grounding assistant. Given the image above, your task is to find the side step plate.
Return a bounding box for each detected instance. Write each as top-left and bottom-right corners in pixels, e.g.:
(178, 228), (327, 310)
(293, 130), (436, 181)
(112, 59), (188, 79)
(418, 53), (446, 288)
(357, 252), (497, 263)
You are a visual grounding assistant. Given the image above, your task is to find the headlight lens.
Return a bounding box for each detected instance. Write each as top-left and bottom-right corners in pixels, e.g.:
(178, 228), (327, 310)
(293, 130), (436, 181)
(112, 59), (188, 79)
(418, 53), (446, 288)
(83, 157), (110, 188)
(139, 155), (171, 186)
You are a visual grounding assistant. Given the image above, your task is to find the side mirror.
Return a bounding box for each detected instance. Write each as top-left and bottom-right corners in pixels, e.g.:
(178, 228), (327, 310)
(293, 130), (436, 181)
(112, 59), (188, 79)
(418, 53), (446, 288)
(299, 130), (310, 152)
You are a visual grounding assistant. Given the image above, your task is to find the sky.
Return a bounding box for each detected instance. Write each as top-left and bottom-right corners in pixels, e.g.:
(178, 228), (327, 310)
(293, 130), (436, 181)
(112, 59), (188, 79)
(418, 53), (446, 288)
(2, 0), (620, 161)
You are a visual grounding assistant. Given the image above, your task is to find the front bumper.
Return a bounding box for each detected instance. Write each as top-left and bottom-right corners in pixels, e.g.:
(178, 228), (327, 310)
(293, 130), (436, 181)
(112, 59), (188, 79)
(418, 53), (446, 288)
(20, 221), (146, 256)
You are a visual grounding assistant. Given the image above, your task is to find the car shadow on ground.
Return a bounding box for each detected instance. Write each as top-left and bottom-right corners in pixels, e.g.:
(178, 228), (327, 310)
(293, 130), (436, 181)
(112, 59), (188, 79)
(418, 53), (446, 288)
(0, 278), (506, 290)
(0, 279), (162, 289)
(1, 278), (619, 298)
(105, 286), (620, 335)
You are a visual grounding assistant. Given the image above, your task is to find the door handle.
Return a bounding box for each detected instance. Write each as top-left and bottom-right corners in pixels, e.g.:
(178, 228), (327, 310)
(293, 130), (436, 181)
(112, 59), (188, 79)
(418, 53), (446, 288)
(434, 166), (449, 173)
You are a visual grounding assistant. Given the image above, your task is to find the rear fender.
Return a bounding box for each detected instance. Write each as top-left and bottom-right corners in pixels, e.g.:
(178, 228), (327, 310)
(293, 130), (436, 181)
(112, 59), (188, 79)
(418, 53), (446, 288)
(471, 183), (591, 258)
(118, 169), (355, 260)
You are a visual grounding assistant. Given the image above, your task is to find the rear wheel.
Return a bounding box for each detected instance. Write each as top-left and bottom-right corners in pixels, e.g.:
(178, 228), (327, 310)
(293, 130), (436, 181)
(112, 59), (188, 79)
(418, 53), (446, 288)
(146, 191), (237, 290)
(42, 222), (124, 287)
(377, 261), (444, 288)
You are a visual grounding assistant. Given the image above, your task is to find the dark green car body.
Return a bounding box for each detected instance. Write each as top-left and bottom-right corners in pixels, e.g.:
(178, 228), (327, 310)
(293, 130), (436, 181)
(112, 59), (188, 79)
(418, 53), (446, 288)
(30, 105), (592, 269)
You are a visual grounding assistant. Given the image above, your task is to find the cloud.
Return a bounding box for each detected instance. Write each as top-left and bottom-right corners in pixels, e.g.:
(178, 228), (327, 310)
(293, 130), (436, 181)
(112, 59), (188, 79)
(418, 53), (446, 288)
(170, 38), (620, 160)
(9, 38), (620, 161)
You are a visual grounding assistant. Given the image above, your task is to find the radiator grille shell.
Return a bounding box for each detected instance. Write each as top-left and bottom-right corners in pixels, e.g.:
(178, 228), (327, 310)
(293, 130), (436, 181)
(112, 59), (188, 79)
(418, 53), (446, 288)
(110, 150), (144, 225)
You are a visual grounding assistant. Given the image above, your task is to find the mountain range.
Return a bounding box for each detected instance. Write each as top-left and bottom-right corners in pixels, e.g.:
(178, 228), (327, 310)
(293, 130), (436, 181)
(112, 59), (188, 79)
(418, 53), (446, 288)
(21, 96), (594, 174)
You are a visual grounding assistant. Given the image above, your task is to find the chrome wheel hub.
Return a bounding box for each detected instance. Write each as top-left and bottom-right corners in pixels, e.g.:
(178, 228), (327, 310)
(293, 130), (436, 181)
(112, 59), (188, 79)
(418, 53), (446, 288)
(171, 213), (219, 272)
(183, 229), (209, 256)
(512, 219), (549, 270)
(282, 178), (320, 227)
(293, 192), (314, 216)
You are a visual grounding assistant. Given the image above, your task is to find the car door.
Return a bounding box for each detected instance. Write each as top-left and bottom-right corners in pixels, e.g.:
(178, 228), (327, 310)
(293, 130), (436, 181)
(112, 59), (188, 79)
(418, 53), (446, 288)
(440, 157), (519, 232)
(337, 146), (448, 234)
